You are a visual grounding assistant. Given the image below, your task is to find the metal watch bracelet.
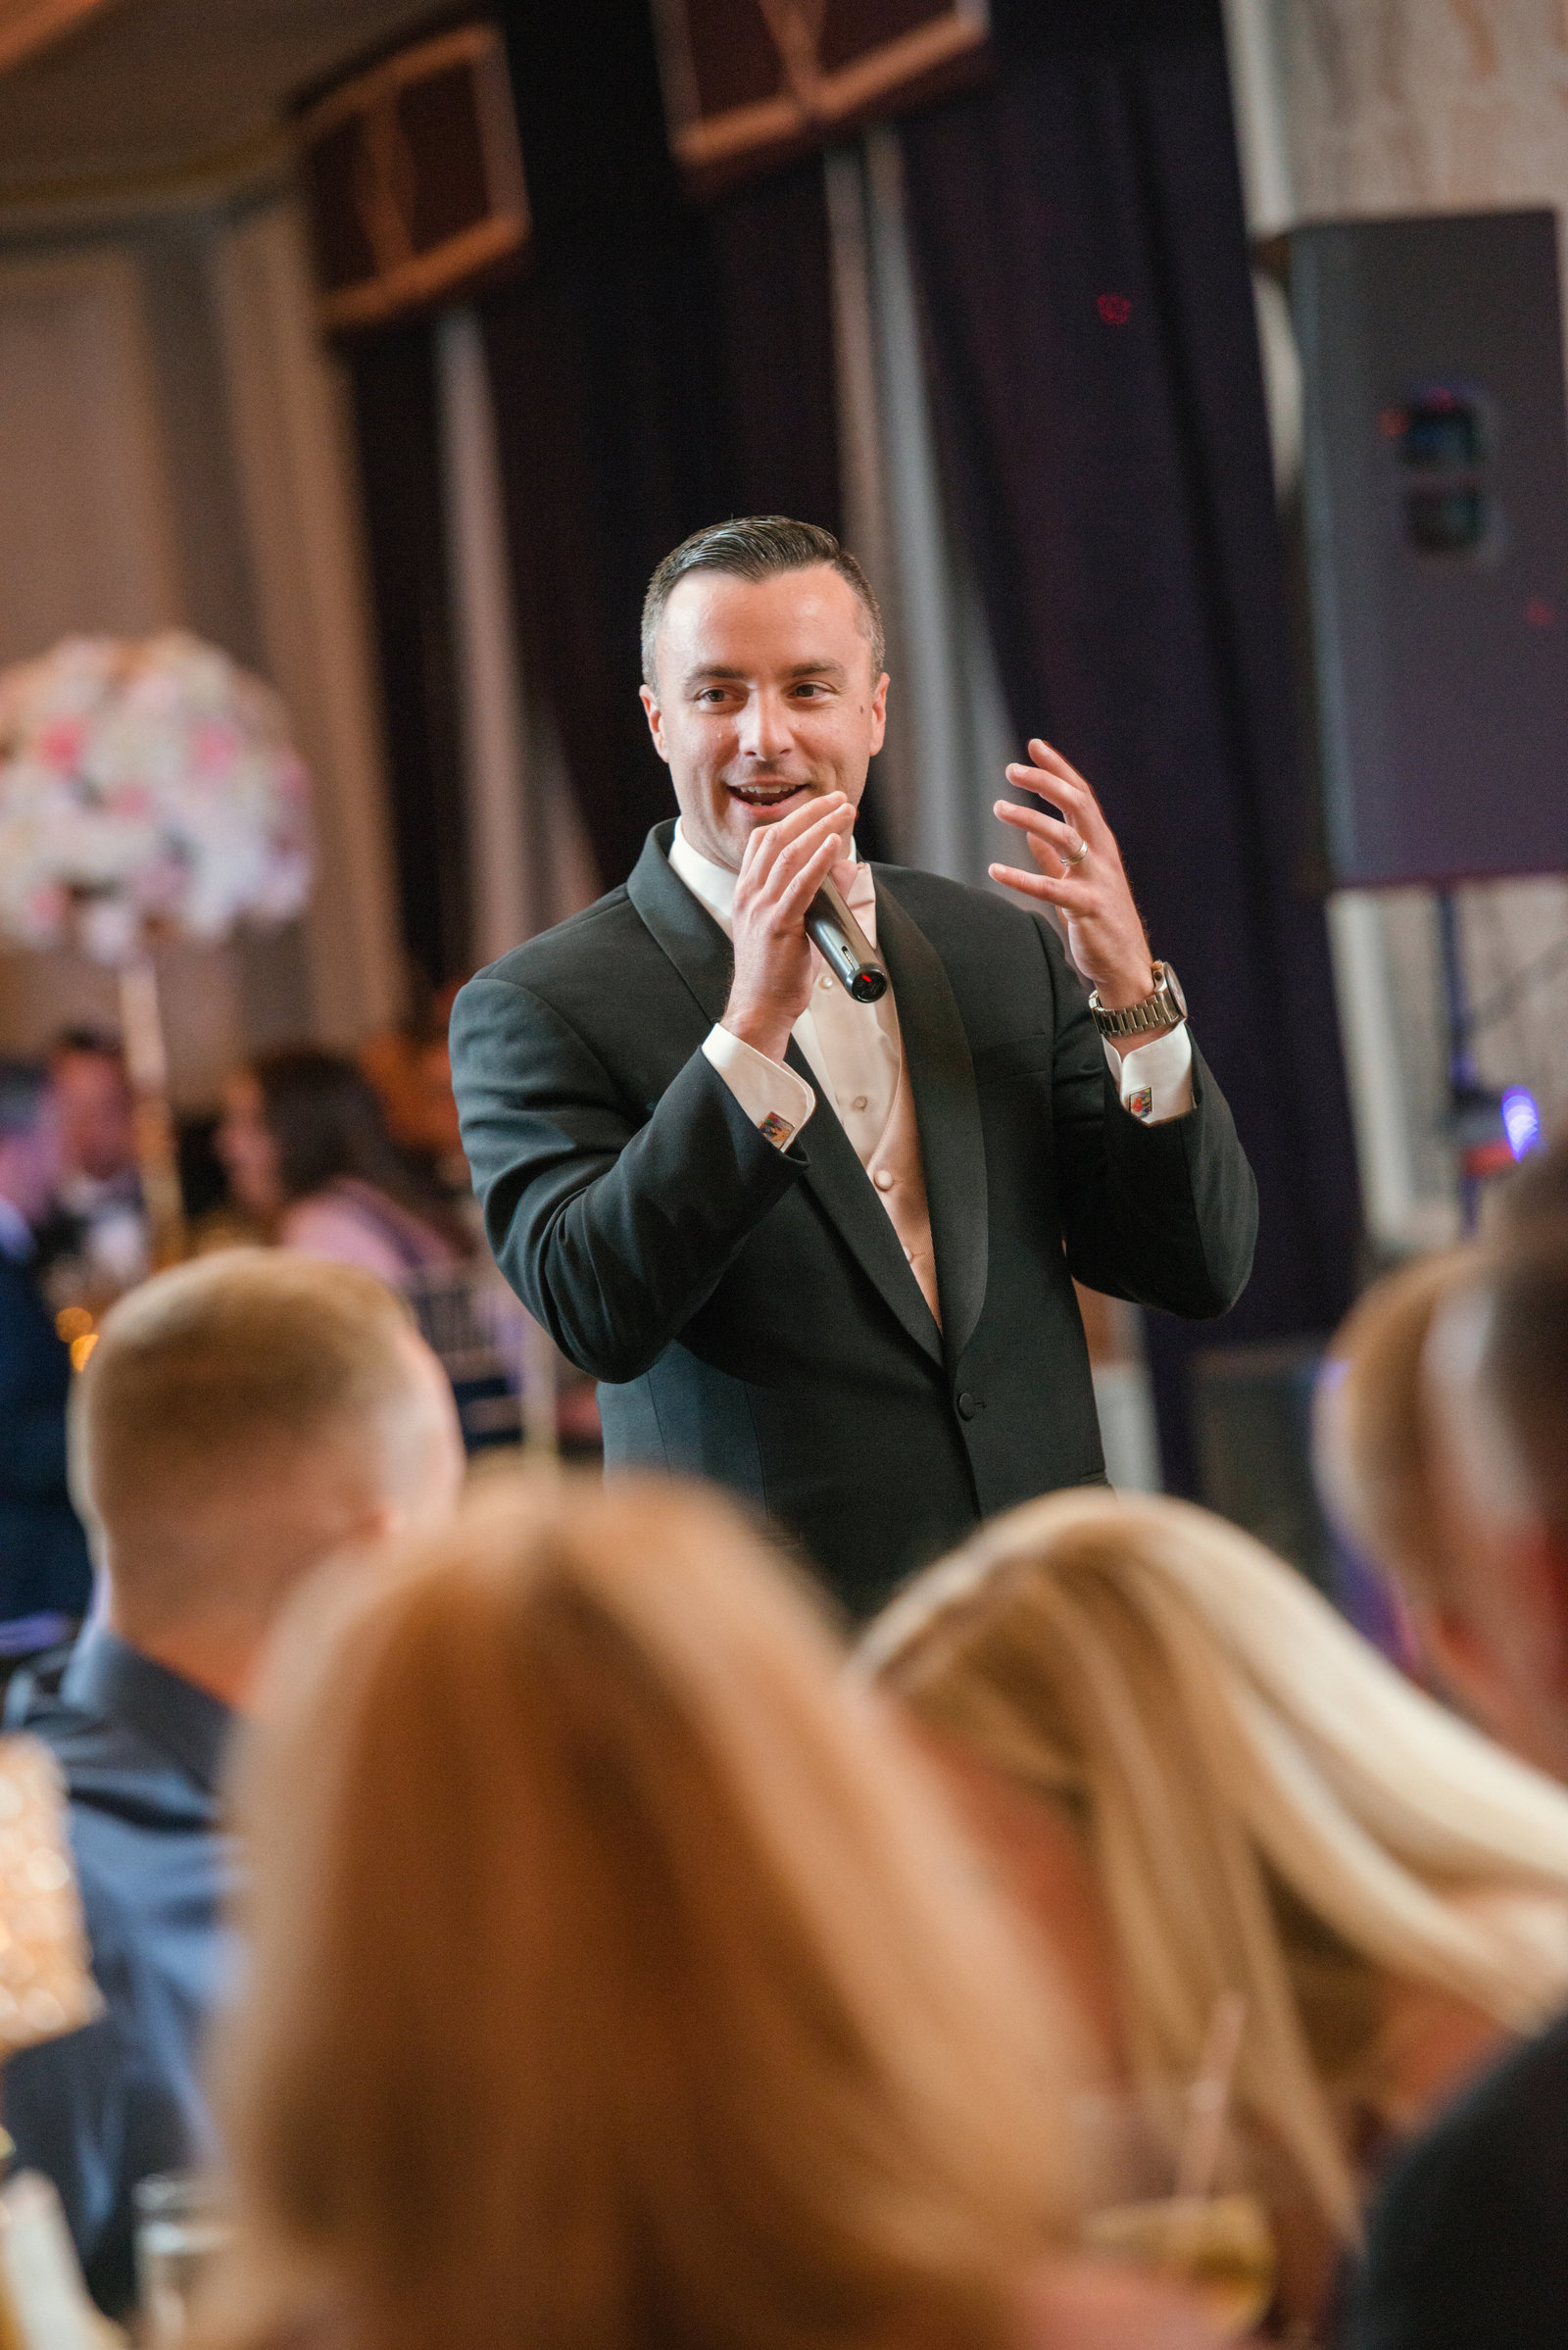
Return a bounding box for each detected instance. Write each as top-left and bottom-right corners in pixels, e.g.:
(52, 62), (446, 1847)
(1089, 959), (1186, 1039)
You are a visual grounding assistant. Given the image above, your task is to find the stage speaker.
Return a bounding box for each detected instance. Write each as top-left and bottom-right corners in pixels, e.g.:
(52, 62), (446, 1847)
(1290, 210), (1568, 887)
(652, 0), (991, 194)
(296, 22), (528, 336)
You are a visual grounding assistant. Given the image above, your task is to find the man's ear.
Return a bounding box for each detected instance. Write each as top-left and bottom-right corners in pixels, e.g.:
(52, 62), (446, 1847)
(1420, 1600), (1516, 1737)
(1541, 1534), (1568, 1693)
(639, 682), (669, 764)
(1502, 1531), (1568, 1700)
(868, 669), (888, 757)
(1420, 1532), (1568, 1777)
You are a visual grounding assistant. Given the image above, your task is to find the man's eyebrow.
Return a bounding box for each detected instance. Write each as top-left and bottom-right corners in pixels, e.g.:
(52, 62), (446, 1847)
(681, 658), (848, 688)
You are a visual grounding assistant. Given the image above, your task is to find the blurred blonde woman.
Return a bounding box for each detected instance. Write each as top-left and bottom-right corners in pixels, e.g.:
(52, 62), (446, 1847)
(861, 1489), (1568, 2340)
(202, 1474), (1219, 2350)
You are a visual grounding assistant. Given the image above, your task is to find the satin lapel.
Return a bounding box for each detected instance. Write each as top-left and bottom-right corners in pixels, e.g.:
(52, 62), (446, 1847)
(626, 823), (943, 1366)
(873, 878), (990, 1366)
(780, 1030), (944, 1365)
(625, 821), (733, 1026)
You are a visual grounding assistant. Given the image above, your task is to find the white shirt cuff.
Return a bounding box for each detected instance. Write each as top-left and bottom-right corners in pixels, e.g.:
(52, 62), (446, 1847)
(703, 1026), (816, 1150)
(1102, 1022), (1194, 1124)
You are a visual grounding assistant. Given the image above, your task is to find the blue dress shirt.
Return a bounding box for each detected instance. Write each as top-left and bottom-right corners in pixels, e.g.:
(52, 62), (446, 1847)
(1, 1627), (237, 2320)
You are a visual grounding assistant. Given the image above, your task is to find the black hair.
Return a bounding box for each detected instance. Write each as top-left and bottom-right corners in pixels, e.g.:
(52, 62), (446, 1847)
(249, 1047), (466, 1252)
(51, 1027), (123, 1063)
(640, 515), (885, 687)
(0, 1059), (49, 1142)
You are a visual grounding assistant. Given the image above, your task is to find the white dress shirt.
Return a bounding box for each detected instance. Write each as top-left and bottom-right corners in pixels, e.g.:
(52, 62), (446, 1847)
(667, 821), (1194, 1158)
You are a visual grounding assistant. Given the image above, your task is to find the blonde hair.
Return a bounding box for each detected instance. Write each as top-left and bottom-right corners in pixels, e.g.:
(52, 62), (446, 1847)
(206, 1474), (1074, 2350)
(861, 1488), (1568, 2241)
(1428, 1235), (1568, 1548)
(76, 1248), (430, 1519)
(1314, 1250), (1474, 1603)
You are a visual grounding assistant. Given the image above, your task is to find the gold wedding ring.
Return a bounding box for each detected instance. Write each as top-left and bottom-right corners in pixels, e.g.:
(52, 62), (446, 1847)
(1062, 836), (1090, 866)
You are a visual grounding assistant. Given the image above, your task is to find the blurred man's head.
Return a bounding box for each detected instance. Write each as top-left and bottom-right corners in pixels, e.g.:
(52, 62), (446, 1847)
(1422, 1239), (1568, 1778)
(0, 1061), (60, 1227)
(72, 1250), (465, 1706)
(49, 1029), (135, 1188)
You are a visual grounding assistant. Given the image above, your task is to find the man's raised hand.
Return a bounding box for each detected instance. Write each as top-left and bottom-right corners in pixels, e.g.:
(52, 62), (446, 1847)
(991, 739), (1169, 1049)
(721, 793), (854, 1064)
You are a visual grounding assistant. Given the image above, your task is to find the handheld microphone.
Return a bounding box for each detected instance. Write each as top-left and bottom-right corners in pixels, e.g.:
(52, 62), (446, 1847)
(806, 876), (888, 1004)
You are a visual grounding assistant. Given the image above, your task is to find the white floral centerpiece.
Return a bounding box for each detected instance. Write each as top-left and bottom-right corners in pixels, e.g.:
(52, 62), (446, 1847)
(0, 631), (312, 964)
(0, 631), (315, 1262)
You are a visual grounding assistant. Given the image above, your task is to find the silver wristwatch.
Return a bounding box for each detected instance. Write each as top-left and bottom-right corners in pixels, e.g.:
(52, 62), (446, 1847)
(1089, 959), (1187, 1039)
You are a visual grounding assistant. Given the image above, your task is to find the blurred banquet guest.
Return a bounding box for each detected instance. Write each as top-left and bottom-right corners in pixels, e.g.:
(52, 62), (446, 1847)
(0, 1058), (91, 1643)
(1348, 1237), (1568, 2350)
(34, 1028), (148, 1297)
(217, 1047), (464, 1281)
(1490, 1121), (1568, 1238)
(2, 1250), (464, 2323)
(360, 981), (468, 1195)
(1312, 1249), (1475, 1644)
(201, 1473), (1223, 2350)
(860, 1489), (1568, 2343)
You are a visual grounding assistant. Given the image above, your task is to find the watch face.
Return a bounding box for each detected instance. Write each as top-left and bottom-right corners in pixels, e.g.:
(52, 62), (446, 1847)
(1157, 961), (1187, 1019)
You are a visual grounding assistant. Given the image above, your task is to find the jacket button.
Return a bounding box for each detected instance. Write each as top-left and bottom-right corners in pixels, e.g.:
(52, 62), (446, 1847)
(956, 1391), (977, 1420)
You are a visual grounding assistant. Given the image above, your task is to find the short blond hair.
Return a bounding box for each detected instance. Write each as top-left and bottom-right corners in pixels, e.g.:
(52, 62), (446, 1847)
(207, 1474), (1073, 2350)
(1314, 1250), (1474, 1603)
(1426, 1232), (1568, 1548)
(863, 1489), (1568, 2243)
(74, 1249), (427, 1544)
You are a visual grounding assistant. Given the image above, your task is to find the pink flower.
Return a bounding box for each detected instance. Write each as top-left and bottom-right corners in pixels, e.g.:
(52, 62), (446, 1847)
(35, 720), (84, 772)
(192, 721), (237, 777)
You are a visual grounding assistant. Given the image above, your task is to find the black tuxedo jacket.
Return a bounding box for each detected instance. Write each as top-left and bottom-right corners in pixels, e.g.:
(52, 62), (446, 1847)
(0, 1250), (91, 1621)
(451, 822), (1256, 1615)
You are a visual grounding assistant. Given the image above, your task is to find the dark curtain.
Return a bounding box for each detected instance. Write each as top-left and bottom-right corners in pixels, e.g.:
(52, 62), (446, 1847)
(346, 323), (470, 994)
(483, 0), (859, 892)
(900, 0), (1361, 1490)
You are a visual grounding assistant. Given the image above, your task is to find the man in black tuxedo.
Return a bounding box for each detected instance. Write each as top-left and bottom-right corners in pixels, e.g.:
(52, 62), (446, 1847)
(1348, 1236), (1568, 2350)
(0, 1059), (91, 1638)
(452, 517), (1256, 1614)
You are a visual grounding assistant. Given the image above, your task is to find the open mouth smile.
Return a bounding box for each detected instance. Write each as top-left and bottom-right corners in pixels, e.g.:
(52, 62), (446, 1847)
(726, 781), (809, 808)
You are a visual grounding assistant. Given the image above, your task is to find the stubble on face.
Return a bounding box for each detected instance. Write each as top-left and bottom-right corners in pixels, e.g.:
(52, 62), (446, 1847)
(640, 565), (888, 871)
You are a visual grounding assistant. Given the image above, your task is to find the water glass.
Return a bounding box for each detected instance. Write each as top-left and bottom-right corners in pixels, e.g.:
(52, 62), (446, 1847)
(132, 2175), (228, 2349)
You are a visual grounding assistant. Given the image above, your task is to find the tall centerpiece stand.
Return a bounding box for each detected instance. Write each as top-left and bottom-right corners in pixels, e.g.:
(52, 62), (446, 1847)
(0, 632), (314, 1267)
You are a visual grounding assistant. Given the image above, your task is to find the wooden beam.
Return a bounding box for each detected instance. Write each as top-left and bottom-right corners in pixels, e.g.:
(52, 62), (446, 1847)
(0, 0), (120, 77)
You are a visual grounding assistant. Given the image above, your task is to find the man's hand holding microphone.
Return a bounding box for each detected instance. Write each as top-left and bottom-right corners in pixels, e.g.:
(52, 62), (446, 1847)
(720, 792), (860, 1065)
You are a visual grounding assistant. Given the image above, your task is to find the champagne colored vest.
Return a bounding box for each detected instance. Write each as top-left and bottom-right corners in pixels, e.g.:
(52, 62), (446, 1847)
(863, 1054), (941, 1330)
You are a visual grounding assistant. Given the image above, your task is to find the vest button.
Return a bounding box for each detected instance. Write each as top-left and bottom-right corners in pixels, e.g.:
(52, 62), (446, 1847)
(873, 1168), (894, 1192)
(852, 1094), (868, 1111)
(956, 1391), (978, 1420)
